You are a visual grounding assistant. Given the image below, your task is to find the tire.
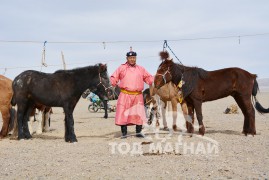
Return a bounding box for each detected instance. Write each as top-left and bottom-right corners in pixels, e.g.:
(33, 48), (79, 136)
(88, 104), (95, 112)
(93, 103), (99, 112)
(88, 103), (99, 112)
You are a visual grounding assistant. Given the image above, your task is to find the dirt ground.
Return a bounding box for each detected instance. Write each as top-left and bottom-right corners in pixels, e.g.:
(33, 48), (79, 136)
(0, 92), (269, 179)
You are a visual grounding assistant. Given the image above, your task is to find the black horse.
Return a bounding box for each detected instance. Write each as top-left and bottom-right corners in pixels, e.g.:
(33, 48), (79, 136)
(11, 63), (112, 142)
(82, 85), (120, 118)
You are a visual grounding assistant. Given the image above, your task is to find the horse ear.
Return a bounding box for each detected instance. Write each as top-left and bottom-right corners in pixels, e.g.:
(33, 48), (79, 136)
(99, 63), (107, 72)
(159, 51), (169, 60)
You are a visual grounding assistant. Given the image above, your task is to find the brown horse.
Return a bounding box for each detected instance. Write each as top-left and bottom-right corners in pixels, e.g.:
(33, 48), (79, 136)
(0, 75), (16, 138)
(154, 51), (269, 136)
(143, 82), (193, 131)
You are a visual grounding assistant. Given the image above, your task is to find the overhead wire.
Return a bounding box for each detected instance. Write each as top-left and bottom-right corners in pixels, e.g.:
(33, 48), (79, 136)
(0, 32), (268, 44)
(0, 32), (269, 73)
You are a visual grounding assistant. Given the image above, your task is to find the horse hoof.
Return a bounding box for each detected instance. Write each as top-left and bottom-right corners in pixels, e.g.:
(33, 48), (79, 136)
(25, 135), (32, 139)
(103, 115), (108, 119)
(43, 128), (50, 132)
(18, 137), (25, 141)
(199, 126), (205, 136)
(187, 127), (194, 134)
(242, 129), (256, 136)
(18, 134), (25, 140)
(36, 130), (42, 135)
(65, 136), (78, 143)
(162, 127), (169, 131)
(172, 125), (177, 131)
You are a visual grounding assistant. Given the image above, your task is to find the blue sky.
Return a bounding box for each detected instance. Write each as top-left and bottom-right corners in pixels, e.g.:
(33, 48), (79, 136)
(1, 0), (269, 80)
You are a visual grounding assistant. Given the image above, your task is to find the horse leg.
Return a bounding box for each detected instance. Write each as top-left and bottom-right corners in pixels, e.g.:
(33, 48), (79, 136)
(63, 108), (77, 143)
(193, 101), (205, 135)
(234, 95), (256, 135)
(147, 107), (154, 125)
(181, 101), (194, 134)
(161, 101), (168, 129)
(35, 109), (43, 134)
(171, 98), (178, 131)
(28, 112), (34, 135)
(152, 97), (160, 127)
(187, 105), (195, 134)
(0, 106), (11, 138)
(17, 104), (27, 140)
(103, 100), (108, 119)
(22, 105), (33, 139)
(43, 109), (51, 132)
(11, 114), (18, 138)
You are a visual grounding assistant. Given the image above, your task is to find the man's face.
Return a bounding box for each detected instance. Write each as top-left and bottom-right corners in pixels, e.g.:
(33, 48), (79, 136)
(127, 56), (136, 66)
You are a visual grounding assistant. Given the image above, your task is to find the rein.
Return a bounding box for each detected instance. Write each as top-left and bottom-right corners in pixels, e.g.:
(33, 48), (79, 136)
(97, 72), (120, 100)
(155, 67), (172, 84)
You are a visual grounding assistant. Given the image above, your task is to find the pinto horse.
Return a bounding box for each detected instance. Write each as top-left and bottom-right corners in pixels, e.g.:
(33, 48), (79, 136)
(11, 64), (112, 142)
(11, 104), (52, 137)
(154, 51), (269, 136)
(0, 75), (16, 138)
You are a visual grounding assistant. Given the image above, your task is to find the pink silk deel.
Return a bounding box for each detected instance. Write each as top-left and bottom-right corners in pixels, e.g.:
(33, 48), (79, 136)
(110, 63), (154, 126)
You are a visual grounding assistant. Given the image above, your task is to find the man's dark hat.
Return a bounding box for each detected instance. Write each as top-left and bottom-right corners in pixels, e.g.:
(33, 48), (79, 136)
(126, 47), (137, 57)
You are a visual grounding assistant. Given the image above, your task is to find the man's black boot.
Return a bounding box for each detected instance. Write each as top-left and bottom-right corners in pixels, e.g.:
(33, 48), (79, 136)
(136, 125), (145, 138)
(121, 125), (127, 139)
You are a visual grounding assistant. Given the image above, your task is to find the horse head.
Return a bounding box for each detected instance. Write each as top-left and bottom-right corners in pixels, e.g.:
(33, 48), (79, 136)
(94, 63), (113, 100)
(108, 85), (120, 100)
(154, 51), (173, 89)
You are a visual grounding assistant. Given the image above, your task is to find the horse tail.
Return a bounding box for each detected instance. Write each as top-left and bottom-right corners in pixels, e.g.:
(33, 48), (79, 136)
(252, 77), (269, 113)
(8, 107), (17, 133)
(11, 95), (16, 106)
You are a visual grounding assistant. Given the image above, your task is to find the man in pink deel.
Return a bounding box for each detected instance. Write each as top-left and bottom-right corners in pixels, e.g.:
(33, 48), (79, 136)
(110, 47), (154, 138)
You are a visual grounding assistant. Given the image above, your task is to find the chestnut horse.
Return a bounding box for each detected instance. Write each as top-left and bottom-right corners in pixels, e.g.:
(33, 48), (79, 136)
(143, 82), (193, 131)
(154, 51), (269, 136)
(0, 75), (16, 138)
(12, 64), (112, 142)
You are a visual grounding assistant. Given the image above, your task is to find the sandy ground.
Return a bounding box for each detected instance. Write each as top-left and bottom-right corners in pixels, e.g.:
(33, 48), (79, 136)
(0, 92), (269, 179)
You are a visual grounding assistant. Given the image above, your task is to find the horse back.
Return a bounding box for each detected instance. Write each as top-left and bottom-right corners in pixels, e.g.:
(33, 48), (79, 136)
(192, 67), (256, 101)
(12, 70), (77, 106)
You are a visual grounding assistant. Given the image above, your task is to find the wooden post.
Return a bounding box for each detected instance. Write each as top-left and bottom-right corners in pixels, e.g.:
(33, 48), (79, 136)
(61, 51), (66, 70)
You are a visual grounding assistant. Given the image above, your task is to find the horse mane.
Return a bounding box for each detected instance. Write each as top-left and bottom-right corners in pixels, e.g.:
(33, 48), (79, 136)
(143, 88), (150, 96)
(171, 62), (208, 98)
(54, 64), (101, 74)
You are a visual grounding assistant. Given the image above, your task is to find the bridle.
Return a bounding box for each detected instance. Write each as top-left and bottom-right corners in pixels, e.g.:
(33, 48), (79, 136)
(97, 72), (112, 93)
(155, 67), (172, 85)
(97, 72), (120, 99)
(111, 87), (120, 99)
